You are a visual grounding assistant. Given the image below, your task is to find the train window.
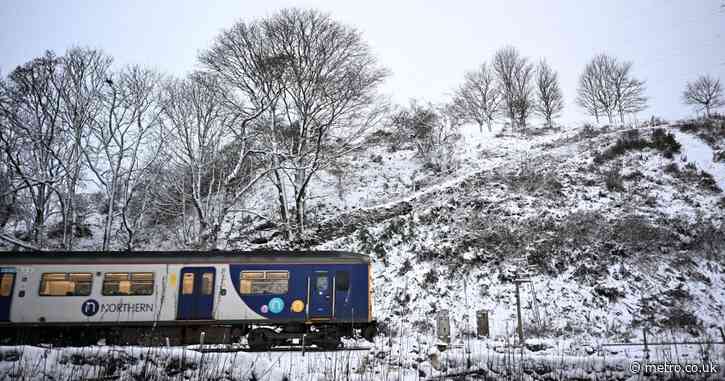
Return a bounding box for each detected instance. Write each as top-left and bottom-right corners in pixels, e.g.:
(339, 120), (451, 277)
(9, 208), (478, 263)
(0, 273), (14, 296)
(102, 272), (154, 296)
(316, 275), (329, 292)
(335, 271), (350, 292)
(39, 272), (92, 296)
(239, 271), (288, 294)
(201, 272), (214, 295)
(182, 273), (194, 294)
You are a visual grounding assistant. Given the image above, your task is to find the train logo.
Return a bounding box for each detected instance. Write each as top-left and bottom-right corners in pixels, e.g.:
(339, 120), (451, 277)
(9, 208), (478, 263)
(81, 299), (100, 317)
(268, 297), (284, 314)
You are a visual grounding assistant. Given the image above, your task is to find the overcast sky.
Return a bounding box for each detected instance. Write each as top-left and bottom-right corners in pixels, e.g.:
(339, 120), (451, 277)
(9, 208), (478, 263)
(1, 0), (723, 126)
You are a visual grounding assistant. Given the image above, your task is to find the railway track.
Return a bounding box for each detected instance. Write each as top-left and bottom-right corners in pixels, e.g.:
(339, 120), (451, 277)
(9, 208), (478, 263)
(192, 345), (372, 353)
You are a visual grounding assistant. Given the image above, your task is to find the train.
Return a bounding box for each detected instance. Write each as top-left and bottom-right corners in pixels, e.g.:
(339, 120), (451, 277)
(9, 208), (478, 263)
(0, 250), (377, 349)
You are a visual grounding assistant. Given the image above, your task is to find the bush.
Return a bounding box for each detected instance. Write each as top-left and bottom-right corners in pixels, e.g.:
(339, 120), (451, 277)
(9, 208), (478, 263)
(650, 128), (681, 157)
(663, 162), (679, 174)
(423, 142), (459, 173)
(673, 162), (722, 193)
(714, 150), (725, 162)
(603, 164), (624, 192)
(390, 100), (459, 157)
(595, 128), (680, 163)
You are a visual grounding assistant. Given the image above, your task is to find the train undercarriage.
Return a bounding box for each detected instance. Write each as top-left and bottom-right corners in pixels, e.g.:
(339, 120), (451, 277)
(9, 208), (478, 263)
(0, 322), (377, 349)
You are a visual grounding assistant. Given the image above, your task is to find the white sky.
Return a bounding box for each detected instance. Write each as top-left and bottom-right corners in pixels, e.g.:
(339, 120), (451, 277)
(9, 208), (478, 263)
(1, 0), (724, 126)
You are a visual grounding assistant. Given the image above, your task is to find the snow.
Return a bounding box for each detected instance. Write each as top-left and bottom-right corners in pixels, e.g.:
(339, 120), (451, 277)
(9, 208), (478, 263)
(3, 335), (724, 380)
(671, 128), (725, 191)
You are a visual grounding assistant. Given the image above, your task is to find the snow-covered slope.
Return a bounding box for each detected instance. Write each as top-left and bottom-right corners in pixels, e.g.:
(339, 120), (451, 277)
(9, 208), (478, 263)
(3, 123), (725, 380)
(309, 123), (725, 345)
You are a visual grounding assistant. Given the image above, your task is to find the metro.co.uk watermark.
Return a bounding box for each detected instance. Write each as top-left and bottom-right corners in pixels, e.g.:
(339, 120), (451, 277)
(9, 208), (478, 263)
(630, 360), (720, 375)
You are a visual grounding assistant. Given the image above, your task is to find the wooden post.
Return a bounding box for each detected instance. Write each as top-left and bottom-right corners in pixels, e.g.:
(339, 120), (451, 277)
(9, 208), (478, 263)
(643, 327), (649, 360)
(515, 282), (524, 345)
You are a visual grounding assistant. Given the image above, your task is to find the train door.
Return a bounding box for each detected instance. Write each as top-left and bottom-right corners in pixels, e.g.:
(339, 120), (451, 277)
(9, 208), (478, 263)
(0, 268), (16, 321)
(177, 267), (215, 320)
(309, 271), (332, 319)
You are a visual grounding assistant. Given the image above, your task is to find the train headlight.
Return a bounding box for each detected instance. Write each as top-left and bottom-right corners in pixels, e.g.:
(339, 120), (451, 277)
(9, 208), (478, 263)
(291, 299), (304, 313)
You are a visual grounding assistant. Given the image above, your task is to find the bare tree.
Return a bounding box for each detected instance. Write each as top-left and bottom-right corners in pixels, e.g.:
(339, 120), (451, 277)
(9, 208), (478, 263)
(452, 62), (500, 132)
(577, 54), (647, 125)
(160, 72), (272, 249)
(56, 47), (112, 249)
(512, 60), (535, 130)
(82, 66), (165, 250)
(0, 52), (67, 247)
(576, 66), (602, 124)
(683, 75), (724, 118)
(201, 8), (388, 238)
(610, 60), (647, 124)
(199, 18), (291, 238)
(534, 60), (564, 128)
(493, 46), (534, 131)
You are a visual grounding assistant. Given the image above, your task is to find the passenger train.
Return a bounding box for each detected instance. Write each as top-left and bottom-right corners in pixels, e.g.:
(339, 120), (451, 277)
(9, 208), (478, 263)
(0, 250), (377, 349)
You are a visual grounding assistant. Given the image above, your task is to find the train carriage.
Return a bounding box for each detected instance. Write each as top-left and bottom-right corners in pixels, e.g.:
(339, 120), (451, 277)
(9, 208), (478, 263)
(0, 250), (377, 349)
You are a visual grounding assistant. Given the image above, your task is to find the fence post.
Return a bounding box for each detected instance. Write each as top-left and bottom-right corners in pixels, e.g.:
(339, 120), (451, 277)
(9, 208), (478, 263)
(436, 310), (450, 350)
(301, 333), (306, 357)
(643, 327), (649, 360)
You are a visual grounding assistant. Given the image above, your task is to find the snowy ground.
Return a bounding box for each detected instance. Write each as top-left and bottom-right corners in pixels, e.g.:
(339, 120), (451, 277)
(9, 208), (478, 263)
(2, 334), (724, 380)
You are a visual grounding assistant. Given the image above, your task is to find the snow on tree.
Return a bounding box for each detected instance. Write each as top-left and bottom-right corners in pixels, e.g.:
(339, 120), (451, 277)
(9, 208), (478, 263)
(158, 72), (273, 249)
(0, 51), (67, 247)
(200, 8), (388, 239)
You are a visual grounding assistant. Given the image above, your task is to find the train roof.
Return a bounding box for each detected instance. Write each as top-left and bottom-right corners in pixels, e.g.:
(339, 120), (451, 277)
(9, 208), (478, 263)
(0, 250), (371, 265)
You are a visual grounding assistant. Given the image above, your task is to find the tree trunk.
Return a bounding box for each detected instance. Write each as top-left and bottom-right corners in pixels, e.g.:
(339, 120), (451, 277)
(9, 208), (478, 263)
(295, 195), (306, 236)
(102, 173), (118, 251)
(272, 170), (290, 239)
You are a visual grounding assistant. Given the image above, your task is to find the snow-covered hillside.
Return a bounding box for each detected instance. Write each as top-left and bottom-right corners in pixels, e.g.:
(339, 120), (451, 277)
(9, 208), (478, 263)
(3, 121), (725, 380)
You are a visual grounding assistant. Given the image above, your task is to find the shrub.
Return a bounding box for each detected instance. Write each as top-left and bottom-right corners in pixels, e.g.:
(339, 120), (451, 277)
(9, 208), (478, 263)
(594, 285), (626, 302)
(675, 163), (722, 193)
(423, 140), (460, 174)
(594, 128), (680, 163)
(390, 100), (459, 157)
(714, 150), (725, 162)
(603, 164), (624, 192)
(663, 162), (679, 174)
(366, 129), (395, 145)
(650, 128), (681, 157)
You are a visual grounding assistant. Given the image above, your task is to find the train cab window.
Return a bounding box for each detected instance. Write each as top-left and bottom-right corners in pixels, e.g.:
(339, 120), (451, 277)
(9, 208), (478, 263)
(239, 271), (288, 294)
(1, 273), (14, 296)
(39, 273), (92, 296)
(201, 272), (214, 295)
(102, 272), (154, 296)
(335, 271), (350, 292)
(182, 273), (195, 295)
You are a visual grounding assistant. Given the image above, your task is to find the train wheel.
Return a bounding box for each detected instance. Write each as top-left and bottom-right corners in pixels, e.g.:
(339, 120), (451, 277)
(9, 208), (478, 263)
(318, 335), (341, 350)
(363, 325), (377, 342)
(247, 328), (274, 351)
